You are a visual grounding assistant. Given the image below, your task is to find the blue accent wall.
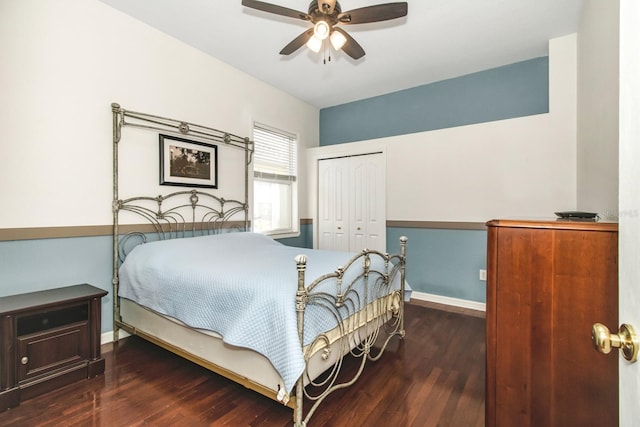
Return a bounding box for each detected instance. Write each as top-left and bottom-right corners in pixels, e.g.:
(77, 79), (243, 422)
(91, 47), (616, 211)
(320, 57), (549, 146)
(0, 225), (315, 336)
(0, 236), (114, 332)
(387, 228), (487, 303)
(279, 225), (489, 303)
(0, 224), (487, 334)
(281, 226), (489, 303)
(275, 223), (313, 249)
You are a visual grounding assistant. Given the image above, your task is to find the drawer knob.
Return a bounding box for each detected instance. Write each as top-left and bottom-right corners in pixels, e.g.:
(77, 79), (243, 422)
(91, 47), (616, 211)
(21, 356), (28, 365)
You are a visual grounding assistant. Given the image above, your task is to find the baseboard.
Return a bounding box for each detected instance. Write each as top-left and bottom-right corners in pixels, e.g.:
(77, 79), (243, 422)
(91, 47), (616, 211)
(101, 329), (130, 345)
(410, 291), (486, 312)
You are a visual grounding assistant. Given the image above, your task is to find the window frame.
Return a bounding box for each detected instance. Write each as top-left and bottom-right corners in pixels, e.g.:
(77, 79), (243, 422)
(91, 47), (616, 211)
(251, 122), (299, 238)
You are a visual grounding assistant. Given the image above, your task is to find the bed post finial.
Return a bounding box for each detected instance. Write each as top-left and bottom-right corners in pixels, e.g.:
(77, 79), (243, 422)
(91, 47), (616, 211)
(295, 254), (307, 265)
(295, 255), (308, 314)
(295, 254), (307, 293)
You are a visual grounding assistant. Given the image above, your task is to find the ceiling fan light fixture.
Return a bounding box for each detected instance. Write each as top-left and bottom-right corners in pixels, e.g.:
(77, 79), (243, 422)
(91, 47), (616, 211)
(306, 35), (323, 53)
(313, 20), (330, 40)
(329, 30), (347, 51)
(242, 0), (409, 60)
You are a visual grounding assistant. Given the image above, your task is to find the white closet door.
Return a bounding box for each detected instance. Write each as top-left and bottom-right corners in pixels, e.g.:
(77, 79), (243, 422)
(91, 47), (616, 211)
(318, 153), (386, 253)
(349, 153), (385, 252)
(318, 157), (349, 251)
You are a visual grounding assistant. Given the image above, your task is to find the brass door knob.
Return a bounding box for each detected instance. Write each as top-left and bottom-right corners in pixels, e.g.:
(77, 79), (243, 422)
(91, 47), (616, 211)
(592, 323), (639, 362)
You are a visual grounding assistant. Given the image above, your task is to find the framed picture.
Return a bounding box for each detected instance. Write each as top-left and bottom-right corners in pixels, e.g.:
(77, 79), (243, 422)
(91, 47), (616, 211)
(159, 134), (218, 188)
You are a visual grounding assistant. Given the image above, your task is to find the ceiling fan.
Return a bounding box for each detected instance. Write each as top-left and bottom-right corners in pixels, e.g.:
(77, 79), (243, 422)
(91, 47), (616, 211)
(241, 0), (408, 60)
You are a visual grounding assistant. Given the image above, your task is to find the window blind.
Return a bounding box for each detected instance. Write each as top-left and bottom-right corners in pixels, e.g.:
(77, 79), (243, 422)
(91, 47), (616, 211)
(253, 124), (297, 181)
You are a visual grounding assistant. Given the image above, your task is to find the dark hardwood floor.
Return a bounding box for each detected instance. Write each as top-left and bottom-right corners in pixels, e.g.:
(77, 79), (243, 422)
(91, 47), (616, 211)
(0, 303), (486, 427)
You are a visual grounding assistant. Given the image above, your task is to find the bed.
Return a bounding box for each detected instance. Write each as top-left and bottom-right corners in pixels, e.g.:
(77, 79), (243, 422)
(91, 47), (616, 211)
(110, 104), (408, 426)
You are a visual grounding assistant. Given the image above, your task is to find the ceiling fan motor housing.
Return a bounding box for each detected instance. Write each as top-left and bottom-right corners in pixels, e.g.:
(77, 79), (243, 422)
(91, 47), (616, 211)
(308, 1), (341, 24)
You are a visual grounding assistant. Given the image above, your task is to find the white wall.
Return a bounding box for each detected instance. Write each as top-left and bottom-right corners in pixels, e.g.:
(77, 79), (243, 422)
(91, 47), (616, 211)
(618, 1), (640, 423)
(306, 34), (578, 223)
(0, 0), (318, 229)
(577, 0), (620, 219)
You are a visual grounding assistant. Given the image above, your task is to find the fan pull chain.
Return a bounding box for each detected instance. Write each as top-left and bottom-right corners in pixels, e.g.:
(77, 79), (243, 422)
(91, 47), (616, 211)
(324, 40), (331, 64)
(323, 40), (327, 64)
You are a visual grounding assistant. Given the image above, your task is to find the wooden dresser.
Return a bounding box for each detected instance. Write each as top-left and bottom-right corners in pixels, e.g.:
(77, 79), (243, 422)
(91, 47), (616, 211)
(485, 219), (618, 427)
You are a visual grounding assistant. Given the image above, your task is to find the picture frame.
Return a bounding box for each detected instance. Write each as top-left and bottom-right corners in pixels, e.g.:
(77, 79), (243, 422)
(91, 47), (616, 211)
(159, 134), (218, 188)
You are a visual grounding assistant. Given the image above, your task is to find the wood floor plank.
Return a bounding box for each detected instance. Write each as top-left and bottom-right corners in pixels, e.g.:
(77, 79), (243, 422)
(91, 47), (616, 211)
(0, 303), (485, 427)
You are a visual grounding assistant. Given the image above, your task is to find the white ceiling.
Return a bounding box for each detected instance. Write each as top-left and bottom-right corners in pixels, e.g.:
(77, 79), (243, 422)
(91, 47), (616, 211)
(99, 0), (584, 109)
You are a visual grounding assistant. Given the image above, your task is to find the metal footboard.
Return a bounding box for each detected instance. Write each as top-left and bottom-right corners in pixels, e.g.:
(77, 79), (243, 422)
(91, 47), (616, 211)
(293, 237), (407, 426)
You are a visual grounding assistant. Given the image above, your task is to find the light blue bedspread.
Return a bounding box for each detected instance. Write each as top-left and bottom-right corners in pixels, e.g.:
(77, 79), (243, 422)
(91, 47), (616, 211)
(118, 232), (407, 393)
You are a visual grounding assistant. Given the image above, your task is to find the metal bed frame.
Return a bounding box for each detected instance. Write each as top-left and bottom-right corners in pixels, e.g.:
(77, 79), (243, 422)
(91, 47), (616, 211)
(111, 103), (407, 426)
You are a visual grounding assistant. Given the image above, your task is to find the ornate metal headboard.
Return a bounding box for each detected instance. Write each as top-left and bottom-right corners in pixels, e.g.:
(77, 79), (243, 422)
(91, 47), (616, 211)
(111, 103), (253, 333)
(115, 189), (249, 262)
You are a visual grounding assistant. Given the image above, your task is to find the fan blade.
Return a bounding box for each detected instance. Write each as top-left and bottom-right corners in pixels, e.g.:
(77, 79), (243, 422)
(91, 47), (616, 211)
(280, 28), (315, 55)
(333, 27), (365, 60)
(242, 0), (310, 21)
(317, 0), (337, 15)
(338, 2), (408, 25)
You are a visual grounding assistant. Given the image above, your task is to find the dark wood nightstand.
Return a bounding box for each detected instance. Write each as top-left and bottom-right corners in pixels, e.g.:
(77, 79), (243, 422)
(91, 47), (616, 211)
(0, 284), (108, 412)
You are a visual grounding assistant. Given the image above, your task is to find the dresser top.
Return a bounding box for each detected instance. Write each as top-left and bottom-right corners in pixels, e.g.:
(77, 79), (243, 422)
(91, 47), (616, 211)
(486, 218), (618, 232)
(0, 284), (108, 315)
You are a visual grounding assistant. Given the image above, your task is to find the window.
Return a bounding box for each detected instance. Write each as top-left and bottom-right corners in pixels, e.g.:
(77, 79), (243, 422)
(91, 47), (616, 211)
(252, 123), (298, 236)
